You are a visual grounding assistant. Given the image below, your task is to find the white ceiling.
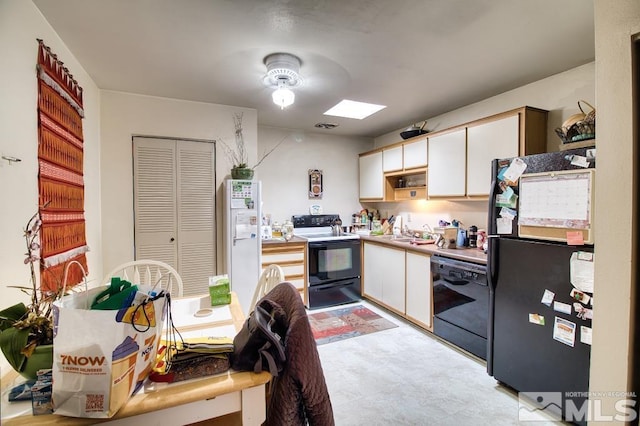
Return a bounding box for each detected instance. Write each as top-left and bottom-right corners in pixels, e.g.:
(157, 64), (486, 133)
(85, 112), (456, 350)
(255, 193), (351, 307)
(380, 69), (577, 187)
(33, 0), (595, 138)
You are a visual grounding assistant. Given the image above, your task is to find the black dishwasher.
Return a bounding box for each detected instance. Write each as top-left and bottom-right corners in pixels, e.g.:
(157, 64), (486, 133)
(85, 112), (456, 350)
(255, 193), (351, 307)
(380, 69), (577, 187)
(431, 255), (488, 360)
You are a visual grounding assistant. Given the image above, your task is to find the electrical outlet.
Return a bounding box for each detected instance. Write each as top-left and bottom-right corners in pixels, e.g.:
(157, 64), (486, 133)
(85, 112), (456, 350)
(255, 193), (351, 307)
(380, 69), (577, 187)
(407, 213), (412, 222)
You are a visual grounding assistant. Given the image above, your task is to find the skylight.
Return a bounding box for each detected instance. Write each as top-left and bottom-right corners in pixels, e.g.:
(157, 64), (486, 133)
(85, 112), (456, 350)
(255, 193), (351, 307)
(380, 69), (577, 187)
(323, 100), (386, 120)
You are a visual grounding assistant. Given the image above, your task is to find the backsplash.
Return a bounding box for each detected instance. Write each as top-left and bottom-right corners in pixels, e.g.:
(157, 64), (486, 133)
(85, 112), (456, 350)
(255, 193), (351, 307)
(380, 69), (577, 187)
(367, 199), (489, 232)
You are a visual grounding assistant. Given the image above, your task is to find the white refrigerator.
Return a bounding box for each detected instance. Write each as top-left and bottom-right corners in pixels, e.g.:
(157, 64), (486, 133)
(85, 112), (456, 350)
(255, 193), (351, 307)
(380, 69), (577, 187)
(224, 179), (262, 314)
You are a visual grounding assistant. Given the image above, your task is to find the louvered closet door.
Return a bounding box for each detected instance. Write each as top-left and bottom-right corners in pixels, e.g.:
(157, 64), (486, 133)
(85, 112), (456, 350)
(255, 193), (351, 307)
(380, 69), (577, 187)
(176, 141), (216, 295)
(133, 137), (216, 295)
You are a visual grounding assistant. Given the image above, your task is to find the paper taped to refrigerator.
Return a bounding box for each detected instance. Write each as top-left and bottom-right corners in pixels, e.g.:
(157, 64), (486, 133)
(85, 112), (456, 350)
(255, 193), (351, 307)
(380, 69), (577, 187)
(570, 252), (594, 293)
(580, 326), (592, 345)
(235, 211), (258, 239)
(502, 158), (527, 184)
(496, 217), (513, 234)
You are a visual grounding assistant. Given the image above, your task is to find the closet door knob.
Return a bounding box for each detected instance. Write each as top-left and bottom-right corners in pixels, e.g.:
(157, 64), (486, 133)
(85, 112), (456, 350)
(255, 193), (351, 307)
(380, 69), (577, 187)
(170, 237), (175, 242)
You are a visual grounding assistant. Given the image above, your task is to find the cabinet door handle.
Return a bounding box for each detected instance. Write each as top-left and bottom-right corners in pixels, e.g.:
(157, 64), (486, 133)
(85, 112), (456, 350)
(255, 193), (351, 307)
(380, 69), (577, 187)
(170, 237), (175, 242)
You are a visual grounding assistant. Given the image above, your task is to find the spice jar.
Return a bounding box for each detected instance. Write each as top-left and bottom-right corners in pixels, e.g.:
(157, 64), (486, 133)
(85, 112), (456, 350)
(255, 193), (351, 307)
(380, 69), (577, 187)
(282, 220), (294, 241)
(272, 222), (282, 238)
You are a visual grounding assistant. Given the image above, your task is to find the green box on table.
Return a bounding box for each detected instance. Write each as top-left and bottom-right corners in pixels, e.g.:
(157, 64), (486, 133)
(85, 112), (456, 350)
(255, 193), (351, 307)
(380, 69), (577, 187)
(209, 275), (231, 306)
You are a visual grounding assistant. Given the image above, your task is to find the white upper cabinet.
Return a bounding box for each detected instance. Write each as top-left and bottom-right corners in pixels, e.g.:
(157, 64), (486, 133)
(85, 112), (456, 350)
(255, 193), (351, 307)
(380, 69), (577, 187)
(466, 115), (519, 196)
(403, 137), (428, 169)
(359, 151), (384, 200)
(427, 129), (467, 197)
(382, 146), (403, 172)
(358, 107), (547, 201)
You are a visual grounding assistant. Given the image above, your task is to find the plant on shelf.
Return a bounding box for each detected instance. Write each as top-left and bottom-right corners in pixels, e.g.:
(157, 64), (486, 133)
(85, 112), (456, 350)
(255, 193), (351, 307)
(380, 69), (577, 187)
(0, 205), (63, 379)
(218, 112), (286, 179)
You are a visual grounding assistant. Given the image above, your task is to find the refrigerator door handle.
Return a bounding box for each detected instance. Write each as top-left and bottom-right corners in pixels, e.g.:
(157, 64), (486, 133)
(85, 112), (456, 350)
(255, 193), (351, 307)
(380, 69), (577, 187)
(487, 159), (498, 236)
(487, 158), (500, 289)
(488, 236), (498, 288)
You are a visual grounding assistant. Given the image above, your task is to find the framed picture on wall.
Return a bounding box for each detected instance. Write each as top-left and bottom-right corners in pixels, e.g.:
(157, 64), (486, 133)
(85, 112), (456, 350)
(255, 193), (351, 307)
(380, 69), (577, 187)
(309, 169), (323, 199)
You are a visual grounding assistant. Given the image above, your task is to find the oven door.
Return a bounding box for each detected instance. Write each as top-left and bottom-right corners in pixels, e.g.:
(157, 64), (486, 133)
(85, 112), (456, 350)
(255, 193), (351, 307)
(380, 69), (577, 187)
(308, 239), (361, 285)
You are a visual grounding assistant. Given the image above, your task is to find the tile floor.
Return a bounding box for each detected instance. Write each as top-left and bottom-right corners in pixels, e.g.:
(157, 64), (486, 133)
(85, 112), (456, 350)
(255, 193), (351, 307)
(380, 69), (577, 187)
(314, 300), (563, 425)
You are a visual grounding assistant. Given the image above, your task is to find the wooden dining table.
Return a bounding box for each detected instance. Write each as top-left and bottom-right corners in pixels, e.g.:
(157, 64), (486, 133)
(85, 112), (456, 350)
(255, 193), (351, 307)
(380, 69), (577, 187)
(1, 292), (271, 426)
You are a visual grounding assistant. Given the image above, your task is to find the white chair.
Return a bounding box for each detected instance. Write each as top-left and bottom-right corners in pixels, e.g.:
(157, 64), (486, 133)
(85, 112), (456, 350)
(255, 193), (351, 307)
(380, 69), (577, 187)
(102, 260), (184, 297)
(249, 264), (285, 312)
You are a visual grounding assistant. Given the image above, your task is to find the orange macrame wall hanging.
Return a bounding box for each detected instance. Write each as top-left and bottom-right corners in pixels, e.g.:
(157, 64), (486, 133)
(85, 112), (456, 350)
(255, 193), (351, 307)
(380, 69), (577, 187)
(36, 39), (89, 291)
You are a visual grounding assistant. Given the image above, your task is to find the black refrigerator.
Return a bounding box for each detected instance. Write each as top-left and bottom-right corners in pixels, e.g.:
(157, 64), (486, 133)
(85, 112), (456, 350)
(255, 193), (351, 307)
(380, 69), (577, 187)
(487, 147), (595, 424)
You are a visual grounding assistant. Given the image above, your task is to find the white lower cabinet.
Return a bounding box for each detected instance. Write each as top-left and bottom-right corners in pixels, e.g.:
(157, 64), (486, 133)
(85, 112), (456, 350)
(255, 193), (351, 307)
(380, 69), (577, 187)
(363, 242), (431, 327)
(405, 252), (432, 328)
(363, 243), (405, 314)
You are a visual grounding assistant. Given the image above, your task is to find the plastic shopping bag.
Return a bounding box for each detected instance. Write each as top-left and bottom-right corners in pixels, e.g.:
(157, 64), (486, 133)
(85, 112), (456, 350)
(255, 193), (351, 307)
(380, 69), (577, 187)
(51, 285), (168, 418)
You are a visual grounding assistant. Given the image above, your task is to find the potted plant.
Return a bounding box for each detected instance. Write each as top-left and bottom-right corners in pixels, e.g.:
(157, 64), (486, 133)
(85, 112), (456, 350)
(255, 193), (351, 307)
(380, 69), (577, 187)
(0, 207), (60, 380)
(219, 113), (286, 179)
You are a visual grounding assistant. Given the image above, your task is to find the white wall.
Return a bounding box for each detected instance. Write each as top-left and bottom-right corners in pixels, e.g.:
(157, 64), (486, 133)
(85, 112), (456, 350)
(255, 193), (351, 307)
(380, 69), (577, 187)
(0, 0), (102, 309)
(590, 1), (639, 421)
(257, 126), (372, 225)
(100, 91), (257, 273)
(366, 62), (596, 233)
(0, 0), (102, 368)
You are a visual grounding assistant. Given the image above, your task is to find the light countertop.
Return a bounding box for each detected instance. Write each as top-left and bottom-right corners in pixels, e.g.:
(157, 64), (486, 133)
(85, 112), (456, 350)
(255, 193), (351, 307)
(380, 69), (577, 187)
(261, 236), (306, 246)
(359, 235), (487, 265)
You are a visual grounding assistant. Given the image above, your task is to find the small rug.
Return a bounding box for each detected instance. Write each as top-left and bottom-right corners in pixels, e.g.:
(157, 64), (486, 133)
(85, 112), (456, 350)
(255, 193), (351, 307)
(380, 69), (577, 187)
(308, 305), (398, 345)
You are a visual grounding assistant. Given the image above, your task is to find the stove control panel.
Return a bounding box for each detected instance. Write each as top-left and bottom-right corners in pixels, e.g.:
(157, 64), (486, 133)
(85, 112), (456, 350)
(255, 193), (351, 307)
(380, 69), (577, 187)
(292, 214), (340, 228)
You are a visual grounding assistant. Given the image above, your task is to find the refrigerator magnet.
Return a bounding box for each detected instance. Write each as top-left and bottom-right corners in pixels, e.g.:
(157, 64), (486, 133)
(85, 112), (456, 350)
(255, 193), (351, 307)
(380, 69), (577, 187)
(495, 192), (518, 208)
(580, 326), (592, 345)
(553, 301), (572, 315)
(573, 303), (593, 320)
(570, 288), (591, 305)
(567, 154), (590, 168)
(541, 289), (555, 306)
(497, 167), (508, 182)
(553, 316), (576, 347)
(499, 207), (517, 220)
(528, 313), (545, 326)
(502, 185), (515, 199)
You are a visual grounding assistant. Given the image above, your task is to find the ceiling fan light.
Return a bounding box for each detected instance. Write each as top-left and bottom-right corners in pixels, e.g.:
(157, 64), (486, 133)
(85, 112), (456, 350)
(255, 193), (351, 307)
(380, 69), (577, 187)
(272, 86), (295, 110)
(264, 52), (302, 109)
